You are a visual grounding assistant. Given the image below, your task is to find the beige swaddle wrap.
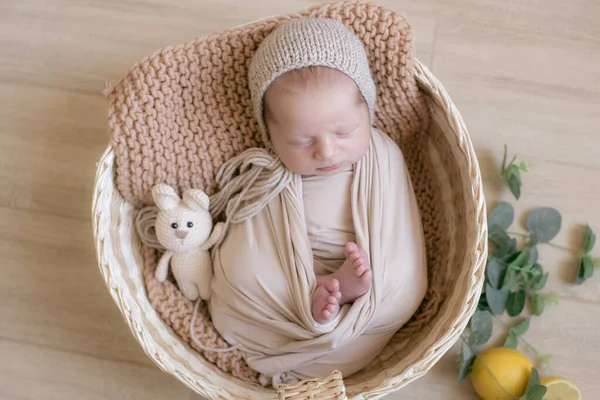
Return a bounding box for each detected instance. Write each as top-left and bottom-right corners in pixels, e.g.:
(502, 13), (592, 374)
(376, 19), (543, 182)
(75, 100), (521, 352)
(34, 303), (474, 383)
(209, 128), (427, 382)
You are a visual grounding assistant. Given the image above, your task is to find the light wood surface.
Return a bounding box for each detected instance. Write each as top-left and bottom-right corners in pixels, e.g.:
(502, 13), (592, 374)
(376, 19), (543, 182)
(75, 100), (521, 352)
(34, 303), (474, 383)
(1, 1), (599, 399)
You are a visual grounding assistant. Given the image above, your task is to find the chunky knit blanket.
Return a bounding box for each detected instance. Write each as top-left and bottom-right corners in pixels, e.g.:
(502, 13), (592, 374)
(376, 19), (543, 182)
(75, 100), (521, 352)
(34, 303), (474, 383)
(106, 0), (444, 385)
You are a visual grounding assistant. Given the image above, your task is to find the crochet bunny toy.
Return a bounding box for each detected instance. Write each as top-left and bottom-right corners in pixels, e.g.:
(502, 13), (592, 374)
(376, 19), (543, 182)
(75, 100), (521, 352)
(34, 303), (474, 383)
(152, 183), (224, 301)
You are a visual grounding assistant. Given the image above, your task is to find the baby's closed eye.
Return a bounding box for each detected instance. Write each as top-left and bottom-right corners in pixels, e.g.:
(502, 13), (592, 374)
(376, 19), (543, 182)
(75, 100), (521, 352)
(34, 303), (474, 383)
(288, 139), (314, 147)
(337, 127), (359, 137)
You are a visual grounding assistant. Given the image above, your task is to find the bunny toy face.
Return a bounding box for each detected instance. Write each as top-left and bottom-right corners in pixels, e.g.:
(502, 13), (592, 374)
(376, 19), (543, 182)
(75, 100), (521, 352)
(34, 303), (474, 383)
(152, 184), (213, 253)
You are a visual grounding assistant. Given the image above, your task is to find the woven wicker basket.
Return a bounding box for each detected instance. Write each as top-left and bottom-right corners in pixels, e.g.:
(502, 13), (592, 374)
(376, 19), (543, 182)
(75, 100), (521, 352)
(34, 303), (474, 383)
(92, 2), (487, 399)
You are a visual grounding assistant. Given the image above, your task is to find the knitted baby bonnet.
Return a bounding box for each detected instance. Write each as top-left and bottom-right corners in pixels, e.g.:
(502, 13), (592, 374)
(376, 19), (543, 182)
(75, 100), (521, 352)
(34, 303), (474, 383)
(210, 18), (376, 234)
(248, 18), (377, 149)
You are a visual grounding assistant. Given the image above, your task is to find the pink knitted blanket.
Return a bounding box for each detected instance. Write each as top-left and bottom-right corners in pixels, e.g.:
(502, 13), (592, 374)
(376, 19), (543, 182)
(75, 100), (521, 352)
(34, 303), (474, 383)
(106, 0), (444, 385)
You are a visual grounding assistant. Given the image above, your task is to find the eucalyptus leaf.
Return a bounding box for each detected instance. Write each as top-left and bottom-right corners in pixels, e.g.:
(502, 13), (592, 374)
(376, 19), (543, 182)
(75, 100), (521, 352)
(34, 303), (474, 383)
(486, 283), (510, 315)
(469, 310), (493, 346)
(494, 238), (518, 260)
(522, 262), (535, 273)
(492, 246), (508, 261)
(488, 202), (515, 230)
(523, 385), (547, 400)
(478, 294), (489, 311)
(511, 248), (532, 268)
(501, 267), (518, 291)
(458, 342), (476, 381)
(528, 246), (539, 263)
(583, 224), (596, 253)
(529, 263), (543, 278)
(526, 263), (543, 290)
(504, 332), (518, 349)
(518, 263), (536, 289)
(531, 292), (545, 316)
(506, 163), (521, 180)
(526, 207), (562, 243)
(525, 367), (541, 391)
(583, 256), (594, 278)
(507, 290), (526, 317)
(519, 368), (547, 400)
(575, 266), (585, 285)
(531, 272), (549, 291)
(506, 250), (522, 264)
(576, 256), (594, 285)
(507, 170), (522, 200)
(487, 258), (508, 290)
(511, 318), (531, 337)
(507, 238), (518, 255)
(489, 224), (511, 249)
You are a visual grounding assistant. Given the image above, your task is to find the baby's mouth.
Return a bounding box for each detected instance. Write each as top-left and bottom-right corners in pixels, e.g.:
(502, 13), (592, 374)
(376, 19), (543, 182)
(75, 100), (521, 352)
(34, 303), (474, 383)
(317, 163), (342, 172)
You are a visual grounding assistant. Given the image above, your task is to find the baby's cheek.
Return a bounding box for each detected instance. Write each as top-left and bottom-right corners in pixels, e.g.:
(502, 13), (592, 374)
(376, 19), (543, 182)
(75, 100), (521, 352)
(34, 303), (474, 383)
(352, 136), (371, 160)
(277, 148), (310, 172)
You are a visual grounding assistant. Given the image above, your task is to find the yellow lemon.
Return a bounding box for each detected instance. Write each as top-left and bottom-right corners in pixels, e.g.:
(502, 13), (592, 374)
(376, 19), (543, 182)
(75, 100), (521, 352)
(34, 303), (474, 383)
(541, 377), (582, 400)
(469, 347), (533, 400)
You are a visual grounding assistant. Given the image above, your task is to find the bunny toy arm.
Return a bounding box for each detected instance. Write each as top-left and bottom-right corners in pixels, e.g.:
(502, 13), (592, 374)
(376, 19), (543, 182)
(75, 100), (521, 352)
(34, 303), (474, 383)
(155, 250), (174, 282)
(200, 222), (226, 251)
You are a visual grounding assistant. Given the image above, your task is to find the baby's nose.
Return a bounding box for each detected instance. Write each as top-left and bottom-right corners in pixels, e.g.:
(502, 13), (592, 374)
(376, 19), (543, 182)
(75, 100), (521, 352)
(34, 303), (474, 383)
(315, 139), (337, 160)
(175, 230), (188, 239)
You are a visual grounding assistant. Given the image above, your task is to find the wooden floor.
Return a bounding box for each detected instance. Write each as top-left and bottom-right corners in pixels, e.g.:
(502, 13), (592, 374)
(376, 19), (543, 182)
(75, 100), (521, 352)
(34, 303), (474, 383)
(1, 0), (599, 399)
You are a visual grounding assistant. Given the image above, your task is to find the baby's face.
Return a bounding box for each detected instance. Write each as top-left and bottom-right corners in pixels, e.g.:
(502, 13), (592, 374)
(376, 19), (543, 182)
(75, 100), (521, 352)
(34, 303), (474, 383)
(264, 73), (371, 176)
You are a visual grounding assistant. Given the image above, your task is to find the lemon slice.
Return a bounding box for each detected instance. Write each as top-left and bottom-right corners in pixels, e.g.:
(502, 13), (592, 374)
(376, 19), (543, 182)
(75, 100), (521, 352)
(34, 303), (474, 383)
(541, 377), (582, 400)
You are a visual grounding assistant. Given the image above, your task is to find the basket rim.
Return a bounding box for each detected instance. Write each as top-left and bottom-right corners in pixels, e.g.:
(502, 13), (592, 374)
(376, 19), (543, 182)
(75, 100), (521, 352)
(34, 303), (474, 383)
(92, 58), (488, 399)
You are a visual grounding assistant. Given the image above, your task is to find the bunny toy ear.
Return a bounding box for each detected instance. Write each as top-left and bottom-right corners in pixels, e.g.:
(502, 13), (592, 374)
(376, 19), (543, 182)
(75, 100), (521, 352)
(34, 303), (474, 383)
(152, 184), (181, 211)
(183, 189), (210, 212)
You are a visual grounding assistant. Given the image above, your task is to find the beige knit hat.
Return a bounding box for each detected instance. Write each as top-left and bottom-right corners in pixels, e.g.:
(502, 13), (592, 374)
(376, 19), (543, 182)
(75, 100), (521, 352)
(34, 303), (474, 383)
(248, 18), (376, 148)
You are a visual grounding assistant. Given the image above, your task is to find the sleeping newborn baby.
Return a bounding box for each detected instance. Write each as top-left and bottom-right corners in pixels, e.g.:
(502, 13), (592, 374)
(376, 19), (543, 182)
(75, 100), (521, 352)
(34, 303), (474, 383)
(264, 65), (374, 324)
(207, 18), (427, 385)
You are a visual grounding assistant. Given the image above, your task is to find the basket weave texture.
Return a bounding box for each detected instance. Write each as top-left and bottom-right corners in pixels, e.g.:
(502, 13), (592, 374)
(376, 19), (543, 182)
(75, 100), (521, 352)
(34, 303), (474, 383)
(94, 1), (488, 398)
